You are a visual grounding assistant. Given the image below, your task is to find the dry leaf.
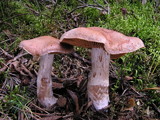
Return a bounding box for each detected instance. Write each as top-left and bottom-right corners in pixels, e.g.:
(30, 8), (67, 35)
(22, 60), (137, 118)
(67, 89), (79, 114)
(52, 82), (64, 89)
(76, 75), (83, 87)
(21, 64), (34, 78)
(124, 76), (133, 81)
(11, 60), (20, 71)
(57, 96), (67, 107)
(145, 106), (150, 116)
(123, 98), (136, 111)
(21, 78), (31, 86)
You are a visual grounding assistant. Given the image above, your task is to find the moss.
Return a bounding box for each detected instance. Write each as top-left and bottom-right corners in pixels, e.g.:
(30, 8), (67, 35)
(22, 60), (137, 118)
(84, 1), (160, 86)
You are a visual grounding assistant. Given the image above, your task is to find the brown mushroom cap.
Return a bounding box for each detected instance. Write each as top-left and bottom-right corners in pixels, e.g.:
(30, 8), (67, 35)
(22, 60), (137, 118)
(19, 36), (73, 56)
(60, 27), (145, 59)
(60, 27), (106, 49)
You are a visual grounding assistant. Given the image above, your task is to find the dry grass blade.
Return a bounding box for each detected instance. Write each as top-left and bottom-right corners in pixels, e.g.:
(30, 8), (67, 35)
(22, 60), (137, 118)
(142, 87), (160, 91)
(2, 73), (21, 90)
(0, 111), (12, 120)
(18, 111), (27, 120)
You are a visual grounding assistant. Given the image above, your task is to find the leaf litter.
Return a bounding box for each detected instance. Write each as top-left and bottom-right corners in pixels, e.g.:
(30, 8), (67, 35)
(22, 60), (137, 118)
(0, 48), (160, 119)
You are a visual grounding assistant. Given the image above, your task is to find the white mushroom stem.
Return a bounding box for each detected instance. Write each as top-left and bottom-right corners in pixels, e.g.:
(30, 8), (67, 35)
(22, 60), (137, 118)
(37, 54), (57, 108)
(87, 48), (110, 110)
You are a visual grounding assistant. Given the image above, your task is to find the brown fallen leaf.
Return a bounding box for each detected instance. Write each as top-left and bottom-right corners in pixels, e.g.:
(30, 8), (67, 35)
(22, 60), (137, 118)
(123, 98), (136, 111)
(11, 60), (20, 71)
(57, 96), (67, 107)
(21, 64), (35, 78)
(0, 52), (27, 73)
(21, 77), (31, 86)
(67, 89), (79, 114)
(11, 60), (33, 77)
(52, 82), (64, 89)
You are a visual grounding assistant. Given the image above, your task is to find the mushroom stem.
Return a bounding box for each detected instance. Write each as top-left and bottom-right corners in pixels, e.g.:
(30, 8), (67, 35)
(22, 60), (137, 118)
(88, 48), (110, 110)
(37, 54), (57, 108)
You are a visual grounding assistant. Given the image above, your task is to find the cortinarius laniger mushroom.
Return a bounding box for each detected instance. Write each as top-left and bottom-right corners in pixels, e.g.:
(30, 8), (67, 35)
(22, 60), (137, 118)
(19, 36), (73, 108)
(60, 27), (145, 110)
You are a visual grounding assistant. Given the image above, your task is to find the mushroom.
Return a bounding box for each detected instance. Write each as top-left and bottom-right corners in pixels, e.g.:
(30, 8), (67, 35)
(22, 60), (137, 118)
(60, 27), (145, 110)
(19, 36), (73, 108)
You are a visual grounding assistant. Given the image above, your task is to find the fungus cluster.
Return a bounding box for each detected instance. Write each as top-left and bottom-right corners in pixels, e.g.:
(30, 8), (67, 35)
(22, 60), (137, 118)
(19, 27), (144, 110)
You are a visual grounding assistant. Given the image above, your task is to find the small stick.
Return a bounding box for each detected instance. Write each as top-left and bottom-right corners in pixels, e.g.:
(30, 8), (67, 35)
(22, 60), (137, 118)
(0, 48), (14, 58)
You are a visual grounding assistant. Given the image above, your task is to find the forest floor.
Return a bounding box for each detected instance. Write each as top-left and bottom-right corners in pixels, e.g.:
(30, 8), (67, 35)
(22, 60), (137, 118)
(0, 0), (160, 120)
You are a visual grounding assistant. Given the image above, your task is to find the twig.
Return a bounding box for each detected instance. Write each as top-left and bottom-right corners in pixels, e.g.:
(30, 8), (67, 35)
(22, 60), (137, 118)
(152, 103), (160, 114)
(0, 48), (14, 58)
(21, 64), (35, 78)
(72, 52), (91, 65)
(68, 5), (87, 15)
(50, 0), (58, 19)
(130, 87), (143, 97)
(121, 88), (129, 96)
(17, 108), (41, 120)
(24, 4), (40, 15)
(0, 39), (11, 44)
(62, 112), (74, 119)
(68, 0), (110, 15)
(93, 0), (109, 13)
(104, 0), (110, 14)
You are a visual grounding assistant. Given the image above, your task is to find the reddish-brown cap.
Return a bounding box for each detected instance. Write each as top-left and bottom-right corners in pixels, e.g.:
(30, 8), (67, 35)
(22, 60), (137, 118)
(60, 27), (106, 48)
(60, 27), (145, 59)
(19, 36), (73, 56)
